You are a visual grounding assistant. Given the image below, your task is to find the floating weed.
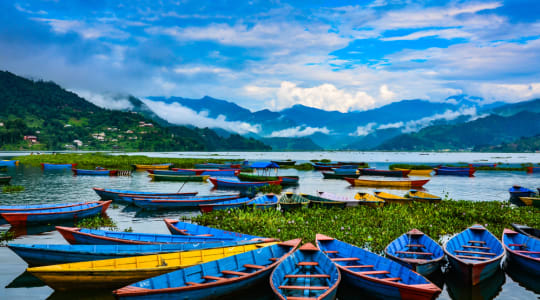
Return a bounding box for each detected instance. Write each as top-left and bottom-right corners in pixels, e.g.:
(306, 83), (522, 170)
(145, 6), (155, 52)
(2, 185), (25, 193)
(193, 200), (539, 253)
(257, 184), (282, 194)
(76, 215), (117, 230)
(123, 227), (133, 232)
(0, 231), (15, 246)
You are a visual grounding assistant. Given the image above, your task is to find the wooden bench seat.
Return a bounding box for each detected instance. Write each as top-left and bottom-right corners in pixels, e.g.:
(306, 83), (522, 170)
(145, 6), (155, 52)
(381, 277), (401, 281)
(330, 257), (359, 261)
(468, 240), (486, 244)
(221, 270), (248, 276)
(358, 270), (390, 275)
(297, 262), (319, 266)
(269, 257), (278, 261)
(279, 285), (329, 290)
(202, 275), (225, 281)
(285, 274), (330, 278)
(455, 250), (496, 256)
(395, 251), (433, 255)
(463, 245), (490, 250)
(287, 297), (318, 300)
(324, 250), (339, 254)
(341, 265), (374, 269)
(244, 264), (265, 270)
(514, 250), (540, 254)
(508, 244), (524, 247)
(406, 244), (425, 248)
(456, 255), (490, 260)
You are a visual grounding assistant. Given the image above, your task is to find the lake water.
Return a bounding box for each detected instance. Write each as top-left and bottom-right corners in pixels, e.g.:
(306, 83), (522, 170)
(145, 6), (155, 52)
(0, 151), (538, 299)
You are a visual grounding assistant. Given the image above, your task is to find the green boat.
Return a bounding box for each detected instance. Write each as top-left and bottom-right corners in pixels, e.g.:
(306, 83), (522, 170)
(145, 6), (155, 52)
(278, 193), (309, 211)
(301, 194), (347, 209)
(322, 172), (360, 179)
(149, 174), (210, 182)
(0, 176), (12, 184)
(237, 173), (299, 186)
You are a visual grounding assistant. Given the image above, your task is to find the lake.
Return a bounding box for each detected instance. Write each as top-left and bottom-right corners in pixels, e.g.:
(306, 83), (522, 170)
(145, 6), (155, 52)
(0, 151), (538, 299)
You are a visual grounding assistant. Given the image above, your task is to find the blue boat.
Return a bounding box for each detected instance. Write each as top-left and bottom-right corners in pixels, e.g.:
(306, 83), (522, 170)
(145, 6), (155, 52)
(209, 177), (281, 189)
(132, 195), (242, 210)
(8, 240), (265, 266)
(41, 163), (76, 170)
(113, 239), (301, 300)
(147, 169), (195, 176)
(434, 167), (475, 177)
(508, 186), (535, 203)
(92, 188), (197, 202)
(502, 228), (539, 277)
(247, 194), (278, 210)
(316, 234), (441, 300)
(198, 197), (252, 213)
(73, 168), (116, 176)
(1, 201), (111, 226)
(443, 224), (505, 285)
(384, 229), (445, 276)
(270, 243), (340, 300)
(163, 219), (264, 240)
(331, 168), (359, 175)
(0, 202), (90, 214)
(170, 168), (240, 176)
(56, 226), (257, 245)
(0, 160), (18, 167)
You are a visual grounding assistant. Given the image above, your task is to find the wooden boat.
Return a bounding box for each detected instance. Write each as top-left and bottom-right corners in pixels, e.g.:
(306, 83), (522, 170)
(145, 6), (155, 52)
(8, 240), (267, 266)
(443, 224), (505, 285)
(316, 192), (361, 207)
(508, 185), (536, 203)
(209, 177), (281, 189)
(322, 172), (359, 179)
(170, 168), (240, 176)
(502, 228), (539, 276)
(194, 163), (241, 169)
(312, 163), (340, 171)
(434, 167), (475, 177)
(332, 168), (359, 175)
(117, 193), (238, 204)
(271, 160), (296, 166)
(405, 190), (442, 203)
(114, 239), (301, 299)
(198, 197), (252, 213)
(0, 160), (19, 166)
(247, 194), (279, 210)
(72, 168), (117, 176)
(394, 168), (433, 176)
(41, 163), (77, 170)
(345, 178), (429, 188)
(374, 191), (412, 205)
(471, 163), (497, 168)
(302, 194), (347, 209)
(270, 243), (340, 300)
(56, 226), (260, 245)
(511, 223), (540, 239)
(92, 188), (197, 201)
(0, 201), (90, 214)
(132, 163), (172, 170)
(1, 201), (111, 226)
(27, 241), (276, 291)
(163, 219), (264, 240)
(131, 194), (241, 210)
(519, 196), (540, 208)
(526, 166), (540, 173)
(237, 173), (299, 186)
(360, 168), (410, 177)
(384, 229), (445, 276)
(353, 192), (385, 208)
(149, 174), (209, 182)
(279, 176), (300, 186)
(316, 234), (441, 300)
(0, 176), (12, 184)
(278, 193), (309, 211)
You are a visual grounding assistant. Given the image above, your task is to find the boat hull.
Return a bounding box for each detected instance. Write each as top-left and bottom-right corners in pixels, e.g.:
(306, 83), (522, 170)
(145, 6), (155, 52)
(149, 174), (209, 182)
(447, 254), (502, 286)
(345, 178), (429, 188)
(41, 163), (76, 170)
(394, 168), (433, 176)
(209, 177), (281, 189)
(73, 169), (116, 176)
(132, 196), (240, 210)
(434, 168), (475, 177)
(133, 164), (172, 170)
(93, 188), (197, 201)
(360, 169), (410, 177)
(518, 197), (540, 208)
(322, 172), (359, 179)
(0, 176), (12, 184)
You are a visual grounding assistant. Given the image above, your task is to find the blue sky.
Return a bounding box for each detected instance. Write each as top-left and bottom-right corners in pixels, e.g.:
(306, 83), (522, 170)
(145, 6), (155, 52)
(1, 0), (540, 112)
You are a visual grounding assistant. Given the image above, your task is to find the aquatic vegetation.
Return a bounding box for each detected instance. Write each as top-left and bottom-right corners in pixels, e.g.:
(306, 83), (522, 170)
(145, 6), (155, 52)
(76, 216), (117, 230)
(194, 200), (539, 254)
(257, 184), (283, 194)
(2, 185), (25, 193)
(0, 231), (15, 246)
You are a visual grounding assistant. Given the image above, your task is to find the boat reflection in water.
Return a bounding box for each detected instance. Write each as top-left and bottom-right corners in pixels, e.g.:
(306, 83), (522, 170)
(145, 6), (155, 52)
(503, 260), (540, 294)
(445, 265), (505, 300)
(5, 271), (46, 289)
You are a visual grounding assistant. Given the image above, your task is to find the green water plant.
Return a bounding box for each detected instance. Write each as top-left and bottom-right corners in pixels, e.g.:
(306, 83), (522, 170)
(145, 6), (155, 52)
(0, 231), (15, 246)
(76, 215), (118, 230)
(2, 185), (24, 193)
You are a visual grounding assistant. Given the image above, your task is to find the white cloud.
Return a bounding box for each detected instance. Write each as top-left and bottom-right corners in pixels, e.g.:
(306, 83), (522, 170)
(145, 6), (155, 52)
(74, 90), (134, 110)
(142, 99), (261, 135)
(401, 107), (483, 133)
(379, 84), (396, 101)
(349, 122), (377, 136)
(378, 121), (404, 129)
(469, 82), (540, 103)
(269, 126), (330, 138)
(381, 28), (473, 41)
(33, 18), (130, 40)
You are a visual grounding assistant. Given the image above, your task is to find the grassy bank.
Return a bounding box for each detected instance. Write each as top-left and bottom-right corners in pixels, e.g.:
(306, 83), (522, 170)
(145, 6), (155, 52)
(193, 200), (539, 253)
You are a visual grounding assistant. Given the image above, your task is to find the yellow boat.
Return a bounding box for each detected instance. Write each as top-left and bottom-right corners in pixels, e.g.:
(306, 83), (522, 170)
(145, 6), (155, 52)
(28, 241), (276, 291)
(373, 191), (412, 205)
(132, 163), (172, 170)
(519, 196), (540, 208)
(394, 168), (433, 176)
(345, 178), (429, 188)
(354, 192), (385, 208)
(406, 190), (442, 203)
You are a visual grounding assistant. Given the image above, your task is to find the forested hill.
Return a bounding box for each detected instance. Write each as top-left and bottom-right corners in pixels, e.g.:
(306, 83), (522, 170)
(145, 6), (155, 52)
(0, 71), (270, 151)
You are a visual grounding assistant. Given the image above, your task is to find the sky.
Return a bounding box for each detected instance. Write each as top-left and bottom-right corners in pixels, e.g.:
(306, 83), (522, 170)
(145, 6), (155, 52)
(2, 0), (540, 113)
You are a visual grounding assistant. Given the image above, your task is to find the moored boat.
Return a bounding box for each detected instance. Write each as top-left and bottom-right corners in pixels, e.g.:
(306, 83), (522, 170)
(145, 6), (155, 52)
(132, 163), (172, 170)
(301, 194), (347, 209)
(198, 197), (252, 213)
(526, 166), (540, 173)
(41, 163), (77, 170)
(312, 163), (340, 171)
(508, 186), (536, 203)
(394, 168), (433, 176)
(8, 240), (267, 266)
(278, 193), (310, 211)
(0, 201), (90, 214)
(511, 223), (540, 239)
(405, 190), (442, 203)
(360, 168), (410, 177)
(332, 168), (359, 175)
(1, 201), (111, 226)
(271, 160), (296, 166)
(270, 243), (340, 300)
(72, 168), (117, 176)
(131, 194), (242, 210)
(434, 167), (475, 177)
(194, 163), (242, 169)
(0, 176), (12, 184)
(237, 172), (279, 182)
(113, 239), (301, 299)
(443, 224), (504, 285)
(171, 168), (240, 176)
(163, 219), (264, 240)
(345, 178), (430, 188)
(374, 191), (412, 205)
(353, 192), (385, 208)
(502, 228), (539, 276)
(247, 194), (279, 210)
(316, 234), (441, 300)
(0, 160), (19, 167)
(385, 229), (445, 276)
(322, 172), (359, 179)
(209, 177), (281, 189)
(92, 188), (197, 201)
(316, 192), (361, 207)
(279, 176), (300, 186)
(518, 196), (540, 208)
(28, 241), (276, 291)
(149, 174), (209, 182)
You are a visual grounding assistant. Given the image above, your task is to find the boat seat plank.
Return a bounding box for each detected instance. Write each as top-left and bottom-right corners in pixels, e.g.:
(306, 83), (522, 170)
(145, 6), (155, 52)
(324, 250), (339, 254)
(456, 255), (490, 260)
(381, 277), (401, 281)
(454, 250), (496, 256)
(463, 245), (490, 250)
(342, 265), (374, 269)
(297, 262), (319, 266)
(269, 258), (278, 261)
(221, 270), (248, 276)
(285, 274), (331, 278)
(508, 244), (524, 247)
(202, 275), (225, 281)
(330, 257), (359, 261)
(358, 271), (390, 275)
(514, 250), (540, 254)
(406, 244), (425, 248)
(287, 297), (318, 300)
(279, 285), (329, 290)
(468, 240), (486, 244)
(244, 264), (265, 270)
(395, 251), (433, 255)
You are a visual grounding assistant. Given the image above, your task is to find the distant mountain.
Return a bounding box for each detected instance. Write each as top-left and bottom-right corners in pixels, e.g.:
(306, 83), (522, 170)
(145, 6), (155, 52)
(0, 71), (270, 151)
(260, 137), (323, 151)
(343, 128), (403, 150)
(485, 98), (540, 117)
(377, 112), (540, 151)
(474, 134), (540, 152)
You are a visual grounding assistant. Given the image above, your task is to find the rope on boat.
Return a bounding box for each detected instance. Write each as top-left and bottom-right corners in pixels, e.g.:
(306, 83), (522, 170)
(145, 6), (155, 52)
(116, 170), (132, 176)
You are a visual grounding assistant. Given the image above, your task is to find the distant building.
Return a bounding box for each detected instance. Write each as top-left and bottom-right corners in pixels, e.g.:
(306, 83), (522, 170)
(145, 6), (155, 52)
(0, 122), (4, 127)
(64, 124), (72, 128)
(24, 135), (38, 143)
(73, 140), (83, 147)
(126, 130), (134, 134)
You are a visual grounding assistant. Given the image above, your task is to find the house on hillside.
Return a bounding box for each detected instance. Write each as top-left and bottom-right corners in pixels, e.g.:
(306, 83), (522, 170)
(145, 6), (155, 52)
(24, 135), (38, 143)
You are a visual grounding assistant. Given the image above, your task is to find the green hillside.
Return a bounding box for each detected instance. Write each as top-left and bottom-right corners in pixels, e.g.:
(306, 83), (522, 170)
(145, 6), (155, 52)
(474, 135), (540, 152)
(0, 71), (270, 151)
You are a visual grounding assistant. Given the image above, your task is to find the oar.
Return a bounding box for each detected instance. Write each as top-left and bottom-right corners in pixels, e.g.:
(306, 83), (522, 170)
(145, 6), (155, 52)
(177, 181), (187, 193)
